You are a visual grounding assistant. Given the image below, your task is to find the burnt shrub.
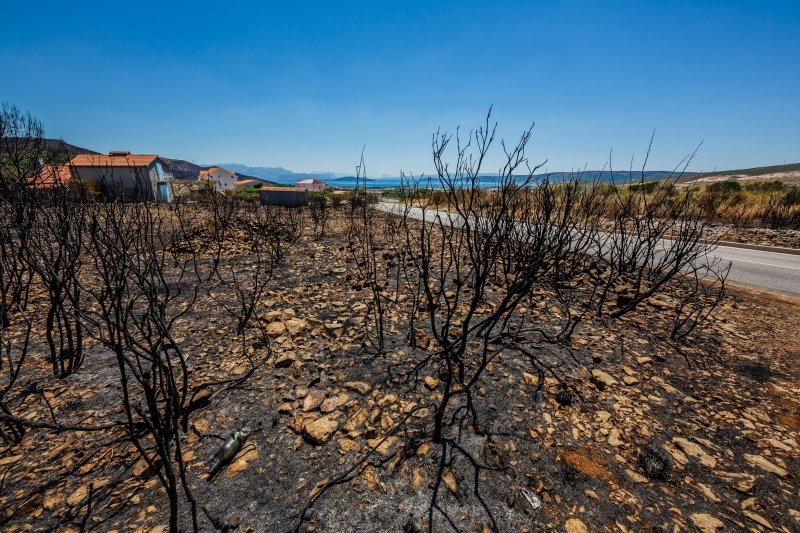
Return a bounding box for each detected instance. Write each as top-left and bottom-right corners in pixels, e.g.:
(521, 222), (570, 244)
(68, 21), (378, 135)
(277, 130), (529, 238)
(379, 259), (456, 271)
(638, 443), (672, 481)
(555, 388), (574, 407)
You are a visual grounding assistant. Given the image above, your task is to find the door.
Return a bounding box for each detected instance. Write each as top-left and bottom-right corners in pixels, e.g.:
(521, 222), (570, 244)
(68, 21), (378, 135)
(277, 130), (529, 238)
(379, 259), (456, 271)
(158, 183), (171, 202)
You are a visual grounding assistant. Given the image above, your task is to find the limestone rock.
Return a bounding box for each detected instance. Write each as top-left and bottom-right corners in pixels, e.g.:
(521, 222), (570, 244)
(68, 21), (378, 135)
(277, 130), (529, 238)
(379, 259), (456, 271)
(673, 437), (716, 468)
(362, 464), (384, 493)
(743, 510), (773, 529)
(303, 415), (339, 444)
(337, 438), (360, 454)
(342, 408), (368, 433)
(719, 471), (756, 493)
(424, 376), (439, 390)
(744, 453), (788, 478)
(366, 436), (398, 456)
(411, 467), (424, 489)
(344, 381), (372, 395)
(274, 354), (297, 368)
(266, 321), (286, 337)
(442, 470), (458, 494)
(284, 318), (308, 336)
(565, 518), (588, 533)
(690, 513), (724, 532)
(320, 393), (349, 413)
(131, 457), (152, 477)
(591, 369), (618, 388)
(303, 390), (325, 412)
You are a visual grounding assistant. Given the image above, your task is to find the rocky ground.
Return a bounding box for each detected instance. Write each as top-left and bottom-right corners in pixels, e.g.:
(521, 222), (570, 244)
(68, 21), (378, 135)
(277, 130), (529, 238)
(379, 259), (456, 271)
(1, 214), (798, 533)
(706, 224), (800, 250)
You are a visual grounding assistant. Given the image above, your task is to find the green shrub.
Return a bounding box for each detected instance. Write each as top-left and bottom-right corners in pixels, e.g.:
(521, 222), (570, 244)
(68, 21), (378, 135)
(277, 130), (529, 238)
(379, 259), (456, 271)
(628, 181), (659, 194)
(707, 180), (741, 195)
(233, 188), (260, 202)
(745, 180), (785, 194)
(784, 186), (800, 206)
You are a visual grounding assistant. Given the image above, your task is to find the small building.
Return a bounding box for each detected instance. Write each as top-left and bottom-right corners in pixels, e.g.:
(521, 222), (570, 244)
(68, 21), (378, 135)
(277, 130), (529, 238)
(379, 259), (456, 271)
(199, 166), (237, 191)
(295, 178), (330, 192)
(259, 187), (308, 207)
(70, 151), (174, 201)
(235, 179), (261, 190)
(32, 164), (72, 189)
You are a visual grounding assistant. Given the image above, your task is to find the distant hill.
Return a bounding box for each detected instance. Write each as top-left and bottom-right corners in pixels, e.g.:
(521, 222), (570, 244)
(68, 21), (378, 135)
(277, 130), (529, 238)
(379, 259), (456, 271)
(1, 138), (203, 180)
(159, 160), (279, 184)
(0, 138), (97, 157)
(218, 164), (294, 180)
(218, 163), (345, 185)
(681, 162), (800, 185)
(40, 139), (98, 156)
(695, 162), (800, 178)
(538, 170), (679, 183)
(165, 158), (204, 180)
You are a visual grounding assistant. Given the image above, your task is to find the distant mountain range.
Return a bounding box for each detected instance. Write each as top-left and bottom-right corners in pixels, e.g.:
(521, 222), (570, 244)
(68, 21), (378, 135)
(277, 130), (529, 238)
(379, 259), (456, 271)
(19, 139), (800, 188)
(215, 164), (346, 185)
(205, 165), (800, 187)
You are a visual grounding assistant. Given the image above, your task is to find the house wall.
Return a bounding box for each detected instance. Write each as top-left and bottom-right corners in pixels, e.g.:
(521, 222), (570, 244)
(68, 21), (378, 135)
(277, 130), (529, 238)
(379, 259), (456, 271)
(259, 189), (308, 207)
(72, 165), (153, 199)
(295, 180), (328, 192)
(203, 169), (237, 191)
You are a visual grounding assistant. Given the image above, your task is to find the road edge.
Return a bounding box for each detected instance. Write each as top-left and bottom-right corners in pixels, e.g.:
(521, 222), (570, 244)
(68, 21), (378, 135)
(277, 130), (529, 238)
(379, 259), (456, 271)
(380, 202), (800, 257)
(711, 240), (800, 256)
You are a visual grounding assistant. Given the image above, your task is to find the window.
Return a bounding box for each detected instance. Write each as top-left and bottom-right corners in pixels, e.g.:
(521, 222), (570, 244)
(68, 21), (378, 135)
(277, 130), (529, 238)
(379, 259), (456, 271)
(154, 161), (165, 181)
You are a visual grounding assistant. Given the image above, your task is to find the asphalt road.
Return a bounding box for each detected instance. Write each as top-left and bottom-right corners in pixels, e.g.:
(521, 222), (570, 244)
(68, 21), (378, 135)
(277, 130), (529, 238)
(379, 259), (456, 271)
(376, 201), (800, 298)
(710, 244), (800, 298)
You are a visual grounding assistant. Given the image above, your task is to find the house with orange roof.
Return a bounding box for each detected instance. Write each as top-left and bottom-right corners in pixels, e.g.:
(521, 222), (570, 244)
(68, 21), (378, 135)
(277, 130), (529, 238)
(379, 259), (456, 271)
(32, 164), (73, 189)
(69, 151), (174, 201)
(234, 179), (261, 190)
(198, 166), (237, 191)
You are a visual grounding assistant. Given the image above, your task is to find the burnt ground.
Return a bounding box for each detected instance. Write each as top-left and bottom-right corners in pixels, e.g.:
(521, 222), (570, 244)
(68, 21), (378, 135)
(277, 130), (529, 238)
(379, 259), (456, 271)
(1, 214), (799, 533)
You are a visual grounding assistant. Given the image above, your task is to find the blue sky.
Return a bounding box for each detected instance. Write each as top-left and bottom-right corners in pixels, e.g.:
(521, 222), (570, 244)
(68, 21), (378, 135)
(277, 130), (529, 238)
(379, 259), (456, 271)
(1, 1), (798, 176)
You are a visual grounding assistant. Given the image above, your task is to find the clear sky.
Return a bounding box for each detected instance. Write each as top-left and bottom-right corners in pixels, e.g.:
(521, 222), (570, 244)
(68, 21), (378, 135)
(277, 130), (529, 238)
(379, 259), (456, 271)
(1, 1), (798, 176)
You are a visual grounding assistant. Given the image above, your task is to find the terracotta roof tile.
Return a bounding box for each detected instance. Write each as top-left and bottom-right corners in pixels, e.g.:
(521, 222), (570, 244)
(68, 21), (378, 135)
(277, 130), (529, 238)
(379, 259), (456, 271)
(200, 166), (228, 176)
(71, 152), (162, 168)
(33, 164), (72, 188)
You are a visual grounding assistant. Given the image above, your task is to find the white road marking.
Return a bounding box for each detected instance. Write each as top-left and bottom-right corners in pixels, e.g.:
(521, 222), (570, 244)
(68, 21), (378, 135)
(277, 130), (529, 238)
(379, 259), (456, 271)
(715, 256), (800, 271)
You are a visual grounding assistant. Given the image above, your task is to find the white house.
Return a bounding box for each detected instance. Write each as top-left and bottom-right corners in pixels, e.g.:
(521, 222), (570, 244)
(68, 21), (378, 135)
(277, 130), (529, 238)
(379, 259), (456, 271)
(295, 178), (330, 192)
(198, 166), (237, 191)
